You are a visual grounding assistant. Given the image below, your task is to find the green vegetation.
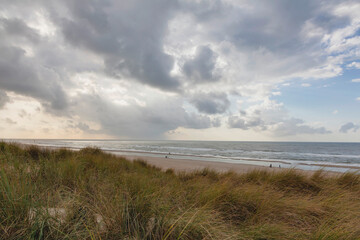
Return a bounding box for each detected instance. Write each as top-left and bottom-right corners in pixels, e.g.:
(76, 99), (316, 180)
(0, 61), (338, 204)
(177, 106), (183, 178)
(0, 142), (359, 240)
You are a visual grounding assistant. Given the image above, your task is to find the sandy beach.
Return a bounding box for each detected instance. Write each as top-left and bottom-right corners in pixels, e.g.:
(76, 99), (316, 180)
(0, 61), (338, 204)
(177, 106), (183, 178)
(116, 154), (275, 173)
(111, 152), (346, 176)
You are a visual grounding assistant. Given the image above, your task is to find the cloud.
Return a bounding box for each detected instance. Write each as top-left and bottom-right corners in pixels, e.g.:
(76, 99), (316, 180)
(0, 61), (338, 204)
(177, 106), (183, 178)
(0, 16), (68, 112)
(356, 97), (360, 101)
(67, 121), (101, 134)
(190, 92), (230, 114)
(177, 0), (355, 81)
(57, 0), (180, 91)
(0, 17), (40, 43)
(0, 46), (68, 110)
(228, 116), (264, 130)
(0, 89), (9, 108)
(301, 83), (311, 87)
(228, 115), (330, 136)
(4, 118), (16, 125)
(339, 122), (359, 133)
(227, 99), (275, 131)
(211, 117), (221, 128)
(183, 46), (219, 83)
(347, 62), (360, 69)
(0, 0), (359, 139)
(227, 98), (331, 136)
(228, 116), (247, 129)
(71, 93), (216, 138)
(183, 113), (213, 129)
(271, 118), (331, 136)
(352, 79), (360, 83)
(18, 109), (29, 118)
(272, 91), (281, 96)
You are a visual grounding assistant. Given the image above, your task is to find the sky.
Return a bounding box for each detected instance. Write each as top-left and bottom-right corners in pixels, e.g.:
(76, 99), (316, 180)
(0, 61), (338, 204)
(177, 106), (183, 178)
(0, 0), (359, 141)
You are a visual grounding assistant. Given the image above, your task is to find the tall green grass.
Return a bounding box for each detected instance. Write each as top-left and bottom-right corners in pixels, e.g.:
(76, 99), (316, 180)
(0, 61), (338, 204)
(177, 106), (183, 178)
(0, 142), (359, 239)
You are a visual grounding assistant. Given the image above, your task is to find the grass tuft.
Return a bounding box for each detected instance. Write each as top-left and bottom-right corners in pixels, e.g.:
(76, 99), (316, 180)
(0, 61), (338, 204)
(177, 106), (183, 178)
(336, 172), (360, 189)
(270, 169), (322, 193)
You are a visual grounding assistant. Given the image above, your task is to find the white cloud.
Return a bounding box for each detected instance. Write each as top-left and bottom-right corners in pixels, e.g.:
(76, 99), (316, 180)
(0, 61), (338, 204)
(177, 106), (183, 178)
(227, 98), (331, 136)
(347, 62), (360, 69)
(352, 79), (360, 83)
(272, 91), (281, 96)
(332, 110), (338, 114)
(301, 83), (311, 87)
(324, 3), (360, 54)
(269, 118), (331, 136)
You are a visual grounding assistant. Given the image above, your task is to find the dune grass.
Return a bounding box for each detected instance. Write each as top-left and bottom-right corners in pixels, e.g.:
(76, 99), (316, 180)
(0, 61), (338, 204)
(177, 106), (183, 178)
(0, 141), (359, 239)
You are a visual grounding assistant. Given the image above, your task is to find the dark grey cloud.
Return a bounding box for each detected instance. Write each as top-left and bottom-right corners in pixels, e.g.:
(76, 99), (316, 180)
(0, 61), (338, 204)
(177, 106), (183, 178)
(0, 17), (40, 43)
(76, 122), (97, 133)
(187, 0), (316, 53)
(183, 46), (219, 83)
(0, 14), (69, 112)
(232, 1), (315, 51)
(57, 0), (180, 91)
(340, 122), (359, 133)
(228, 116), (246, 129)
(0, 89), (9, 108)
(190, 92), (229, 114)
(183, 113), (212, 129)
(0, 45), (68, 110)
(228, 116), (264, 130)
(72, 93), (215, 138)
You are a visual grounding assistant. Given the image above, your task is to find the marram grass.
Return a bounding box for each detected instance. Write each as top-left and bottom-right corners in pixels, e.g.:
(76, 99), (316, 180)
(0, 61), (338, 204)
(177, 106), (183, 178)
(0, 142), (359, 239)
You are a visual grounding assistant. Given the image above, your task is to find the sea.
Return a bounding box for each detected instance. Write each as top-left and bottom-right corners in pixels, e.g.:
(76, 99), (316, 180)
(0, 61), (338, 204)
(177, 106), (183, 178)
(7, 139), (360, 173)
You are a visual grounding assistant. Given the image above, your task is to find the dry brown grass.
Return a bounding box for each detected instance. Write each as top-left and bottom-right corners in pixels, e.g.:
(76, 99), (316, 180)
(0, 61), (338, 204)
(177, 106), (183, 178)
(0, 141), (359, 239)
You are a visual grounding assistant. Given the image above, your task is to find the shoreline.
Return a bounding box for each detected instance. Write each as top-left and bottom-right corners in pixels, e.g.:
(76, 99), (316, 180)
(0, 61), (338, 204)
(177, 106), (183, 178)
(107, 149), (360, 171)
(113, 153), (303, 174)
(111, 153), (348, 176)
(9, 141), (360, 174)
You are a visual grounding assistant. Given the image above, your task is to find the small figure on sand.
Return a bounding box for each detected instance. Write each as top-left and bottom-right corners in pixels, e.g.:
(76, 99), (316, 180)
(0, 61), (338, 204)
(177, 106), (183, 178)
(270, 164), (272, 168)
(165, 155), (168, 158)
